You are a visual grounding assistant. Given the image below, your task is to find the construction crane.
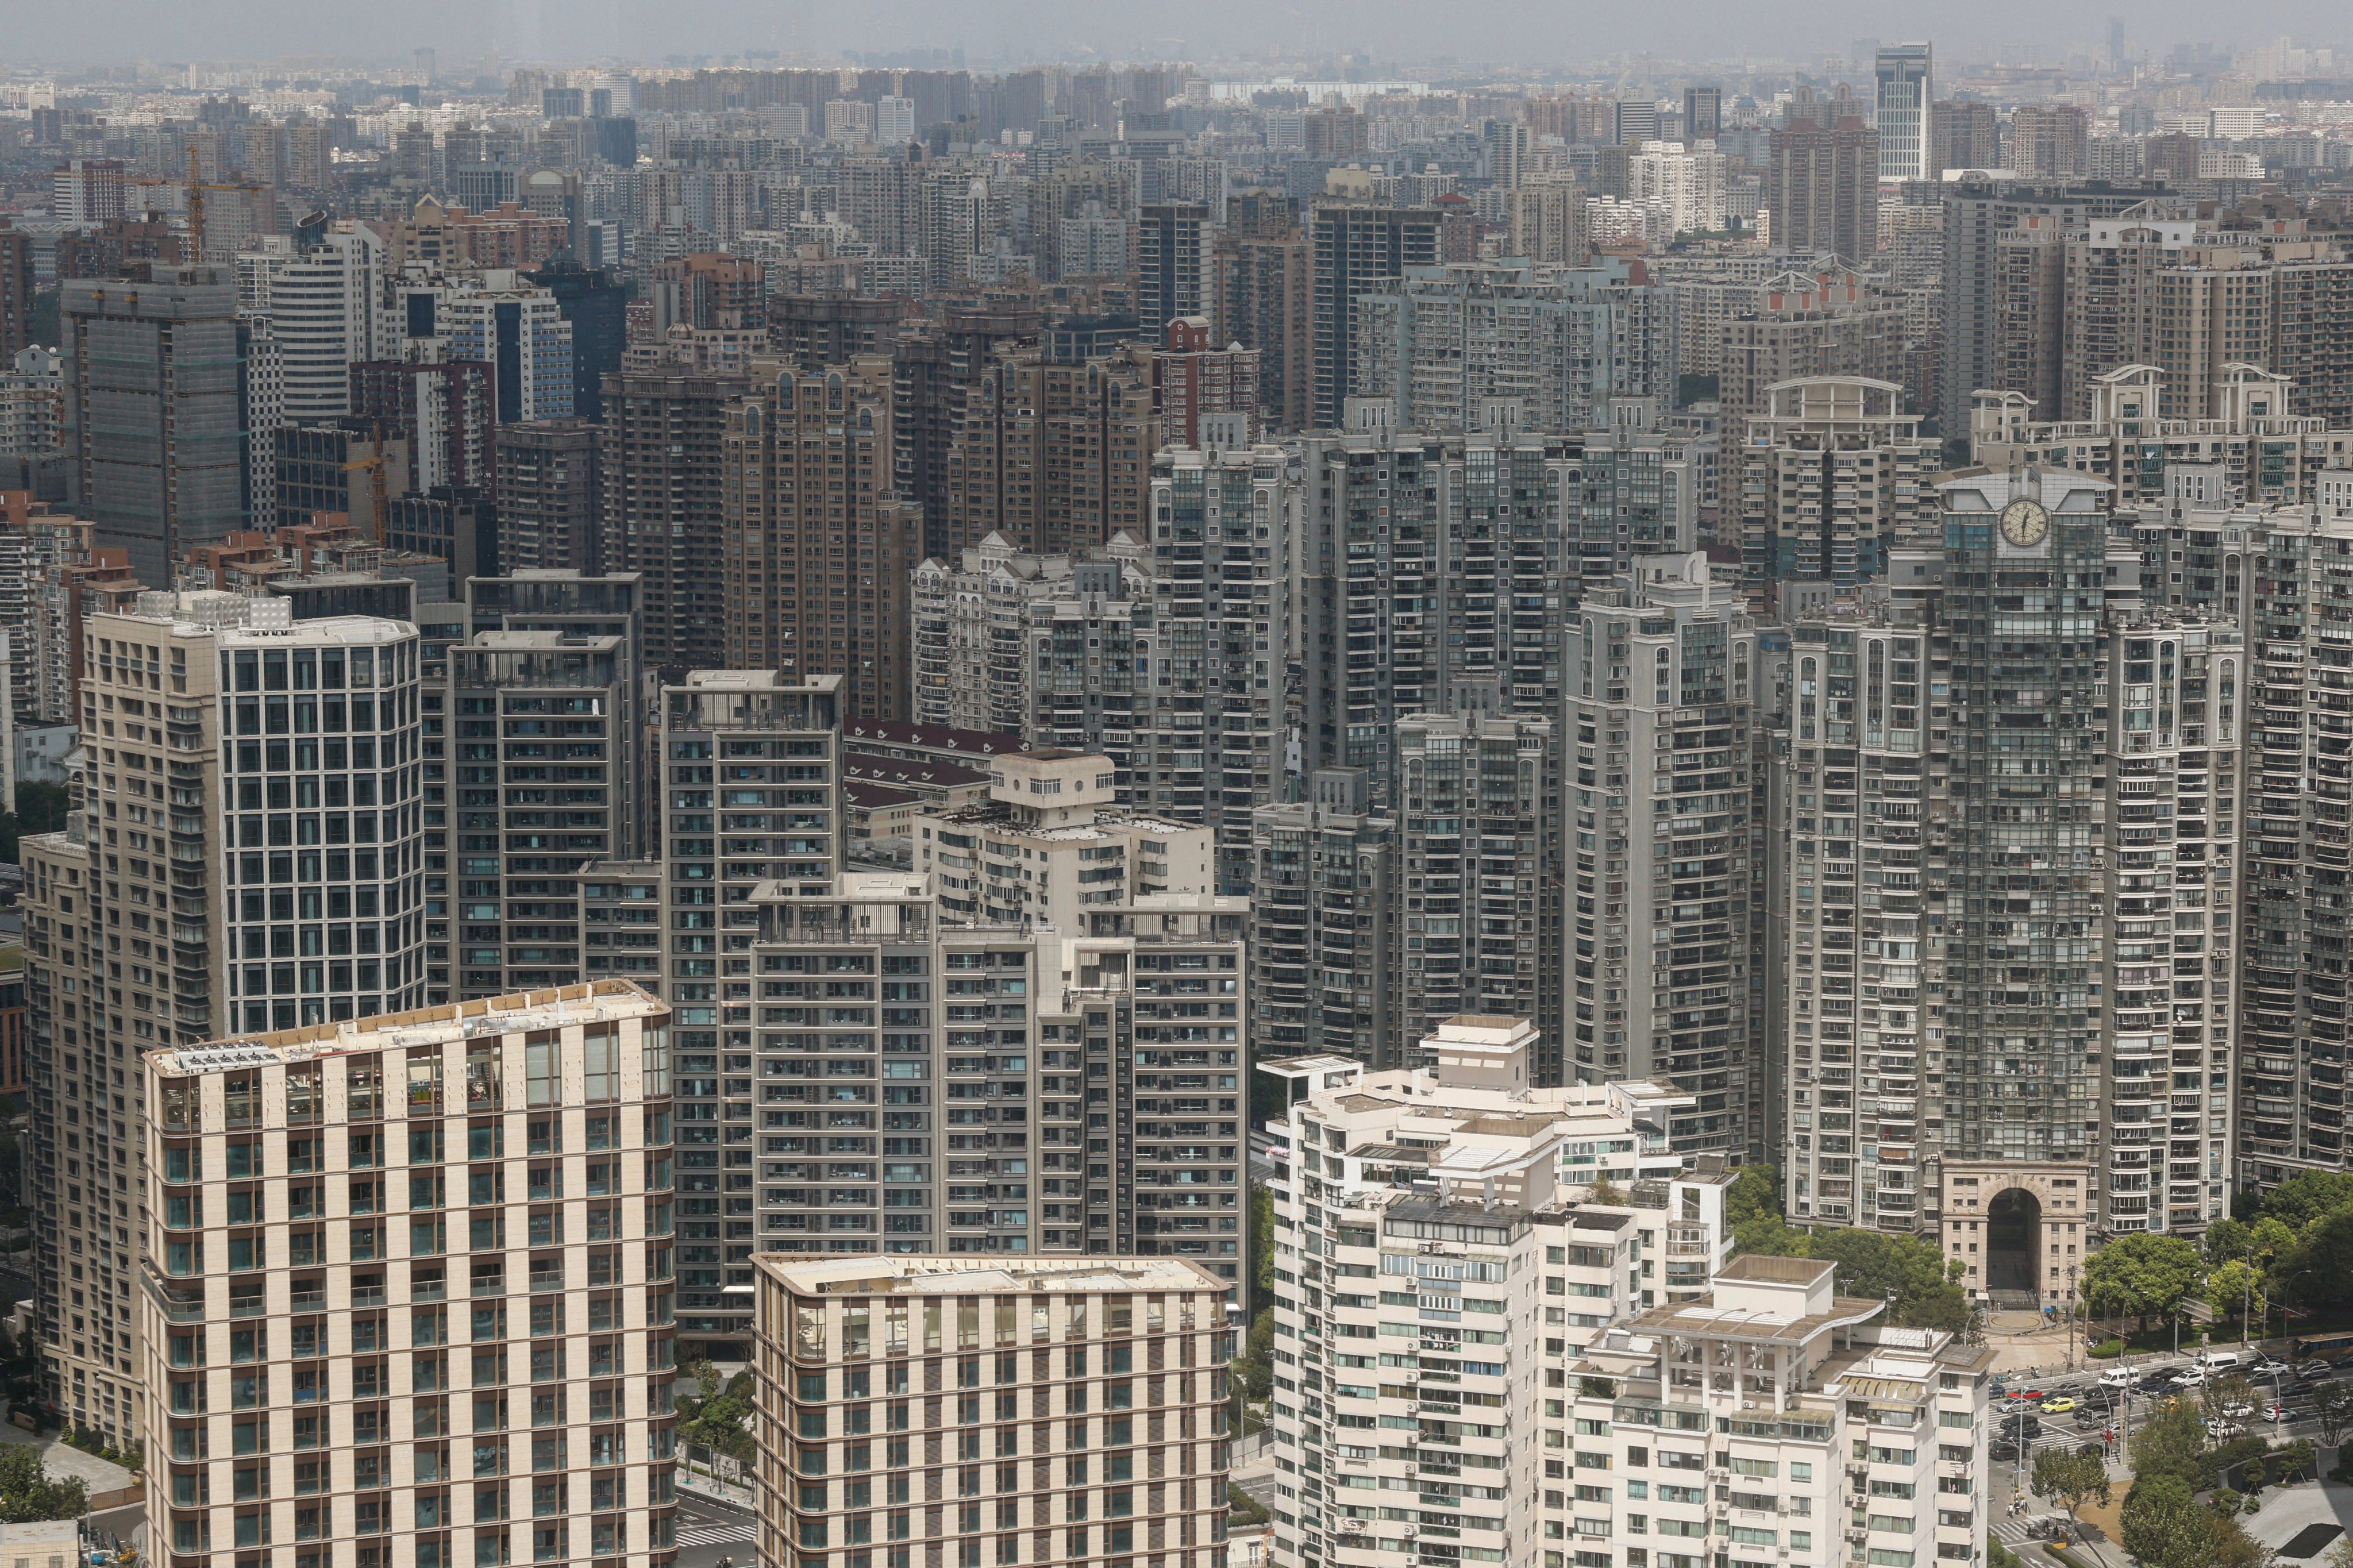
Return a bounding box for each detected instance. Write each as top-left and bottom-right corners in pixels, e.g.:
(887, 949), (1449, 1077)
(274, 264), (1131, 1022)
(341, 447), (389, 542)
(124, 143), (262, 260)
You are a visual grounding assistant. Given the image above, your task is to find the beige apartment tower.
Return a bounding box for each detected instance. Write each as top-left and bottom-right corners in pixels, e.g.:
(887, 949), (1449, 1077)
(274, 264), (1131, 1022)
(752, 1254), (1237, 1568)
(140, 981), (683, 1568)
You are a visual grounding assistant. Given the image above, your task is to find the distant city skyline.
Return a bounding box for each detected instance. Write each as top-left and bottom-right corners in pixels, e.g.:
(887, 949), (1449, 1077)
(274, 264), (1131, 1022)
(4, 2), (2353, 75)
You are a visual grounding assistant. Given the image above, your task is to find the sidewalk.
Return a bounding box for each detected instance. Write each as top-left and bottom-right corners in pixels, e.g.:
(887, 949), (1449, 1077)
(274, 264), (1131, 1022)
(680, 1467), (754, 1510)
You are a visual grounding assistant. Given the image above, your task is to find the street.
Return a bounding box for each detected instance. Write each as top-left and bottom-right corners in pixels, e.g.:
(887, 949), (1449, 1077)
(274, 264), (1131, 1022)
(672, 1489), (758, 1568)
(1986, 1351), (2352, 1520)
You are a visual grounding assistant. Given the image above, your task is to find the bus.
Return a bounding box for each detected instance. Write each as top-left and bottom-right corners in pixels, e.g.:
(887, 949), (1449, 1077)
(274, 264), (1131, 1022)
(2291, 1332), (2353, 1360)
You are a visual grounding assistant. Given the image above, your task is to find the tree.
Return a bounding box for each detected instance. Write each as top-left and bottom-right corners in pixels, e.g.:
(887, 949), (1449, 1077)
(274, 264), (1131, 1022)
(0, 1446), (86, 1522)
(2121, 1474), (2213, 1568)
(2082, 1233), (2204, 1334)
(2032, 1444), (2113, 1528)
(2129, 1399), (2212, 1489)
(1726, 1164), (1807, 1257)
(1250, 1185), (1274, 1305)
(2311, 1380), (2353, 1447)
(2258, 1170), (2353, 1230)
(2275, 1439), (2316, 1484)
(2201, 1261), (2266, 1339)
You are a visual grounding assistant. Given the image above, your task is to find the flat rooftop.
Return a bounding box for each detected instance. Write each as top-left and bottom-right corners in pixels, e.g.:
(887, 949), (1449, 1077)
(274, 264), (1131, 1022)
(753, 1254), (1227, 1296)
(150, 980), (667, 1077)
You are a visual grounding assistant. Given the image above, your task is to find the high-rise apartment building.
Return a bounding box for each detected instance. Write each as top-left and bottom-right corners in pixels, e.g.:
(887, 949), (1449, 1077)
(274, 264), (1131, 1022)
(1928, 99), (2000, 176)
(0, 222), (31, 361)
(650, 668), (843, 1355)
(61, 267), (248, 582)
(2011, 104), (2091, 179)
(1565, 553), (1764, 1156)
(891, 306), (1043, 560)
(495, 420), (603, 574)
(719, 358), (919, 719)
(601, 361), (748, 671)
(1292, 428), (1579, 798)
(1137, 203), (1213, 345)
(1936, 178), (2173, 439)
(1874, 43), (1934, 182)
(1716, 273), (1912, 432)
(1351, 259), (1672, 434)
(737, 871), (1247, 1277)
(1246, 769), (1398, 1070)
(909, 532), (1147, 746)
(1309, 204), (1445, 429)
(947, 348), (1159, 559)
(1261, 1018), (1742, 1568)
(446, 628), (641, 1002)
(1213, 222), (1313, 434)
(140, 983), (684, 1568)
(251, 230), (393, 420)
(1935, 469), (2238, 1259)
(22, 588), (426, 1448)
(1736, 376), (1938, 605)
(1766, 118), (1879, 264)
(1967, 363), (2353, 509)
(912, 748), (1213, 927)
(753, 1255), (1236, 1568)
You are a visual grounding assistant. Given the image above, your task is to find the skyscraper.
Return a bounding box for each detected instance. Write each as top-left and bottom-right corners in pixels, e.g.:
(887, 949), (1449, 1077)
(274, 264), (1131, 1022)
(60, 267), (248, 583)
(1874, 42), (1934, 183)
(602, 361), (748, 671)
(719, 359), (921, 719)
(141, 983), (684, 1568)
(1565, 552), (1765, 1155)
(1309, 203), (1443, 429)
(1767, 117), (1879, 264)
(23, 588), (426, 1448)
(1135, 203), (1213, 345)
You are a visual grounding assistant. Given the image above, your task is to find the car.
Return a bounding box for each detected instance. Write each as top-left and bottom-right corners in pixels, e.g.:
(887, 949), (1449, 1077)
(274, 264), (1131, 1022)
(2331, 1353), (2353, 1370)
(2138, 1372), (2179, 1393)
(2075, 1408), (2104, 1430)
(1990, 1439), (2022, 1462)
(2173, 1367), (2208, 1389)
(2208, 1420), (2244, 1439)
(2221, 1401), (2255, 1419)
(2101, 1367), (2137, 1389)
(2254, 1359), (2294, 1378)
(2297, 1362), (2334, 1382)
(2044, 1397), (2077, 1414)
(2006, 1386), (2047, 1402)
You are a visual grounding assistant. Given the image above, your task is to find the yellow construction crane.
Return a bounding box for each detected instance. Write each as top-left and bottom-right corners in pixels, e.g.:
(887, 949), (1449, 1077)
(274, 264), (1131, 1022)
(341, 448), (388, 541)
(125, 144), (260, 259)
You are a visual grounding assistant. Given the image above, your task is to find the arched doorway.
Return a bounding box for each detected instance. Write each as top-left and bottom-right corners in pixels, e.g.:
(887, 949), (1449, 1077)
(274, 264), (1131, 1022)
(1985, 1188), (2042, 1298)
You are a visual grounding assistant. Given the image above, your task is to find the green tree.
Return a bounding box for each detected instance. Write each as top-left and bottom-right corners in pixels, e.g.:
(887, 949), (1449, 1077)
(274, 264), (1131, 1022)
(2312, 1380), (2353, 1447)
(2032, 1444), (2113, 1526)
(2120, 1474), (2213, 1568)
(2129, 1398), (2210, 1489)
(2275, 1439), (2316, 1484)
(1250, 1184), (1274, 1305)
(0, 1445), (86, 1521)
(2082, 1233), (2204, 1334)
(2258, 1170), (2353, 1229)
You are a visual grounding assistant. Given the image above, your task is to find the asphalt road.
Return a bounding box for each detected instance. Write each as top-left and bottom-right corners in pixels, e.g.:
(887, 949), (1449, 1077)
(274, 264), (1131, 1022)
(674, 1489), (758, 1568)
(1986, 1354), (2352, 1501)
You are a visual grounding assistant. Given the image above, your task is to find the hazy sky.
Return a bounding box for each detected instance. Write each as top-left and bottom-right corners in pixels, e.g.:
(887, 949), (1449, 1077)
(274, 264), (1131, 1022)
(10, 0), (2353, 72)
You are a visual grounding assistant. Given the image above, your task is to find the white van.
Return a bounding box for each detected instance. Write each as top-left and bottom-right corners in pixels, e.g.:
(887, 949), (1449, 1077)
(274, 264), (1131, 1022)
(2200, 1350), (2251, 1374)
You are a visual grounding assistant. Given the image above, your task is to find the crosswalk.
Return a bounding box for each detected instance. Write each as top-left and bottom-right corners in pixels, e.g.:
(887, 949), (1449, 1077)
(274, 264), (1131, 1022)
(1992, 1515), (2075, 1548)
(677, 1522), (757, 1548)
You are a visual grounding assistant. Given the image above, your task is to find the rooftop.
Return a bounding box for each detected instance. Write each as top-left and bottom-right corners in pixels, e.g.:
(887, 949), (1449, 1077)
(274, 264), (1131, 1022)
(149, 980), (667, 1077)
(753, 1253), (1226, 1296)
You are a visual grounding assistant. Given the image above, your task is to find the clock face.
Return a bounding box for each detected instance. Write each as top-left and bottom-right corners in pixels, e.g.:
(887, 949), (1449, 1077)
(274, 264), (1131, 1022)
(2000, 498), (2050, 548)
